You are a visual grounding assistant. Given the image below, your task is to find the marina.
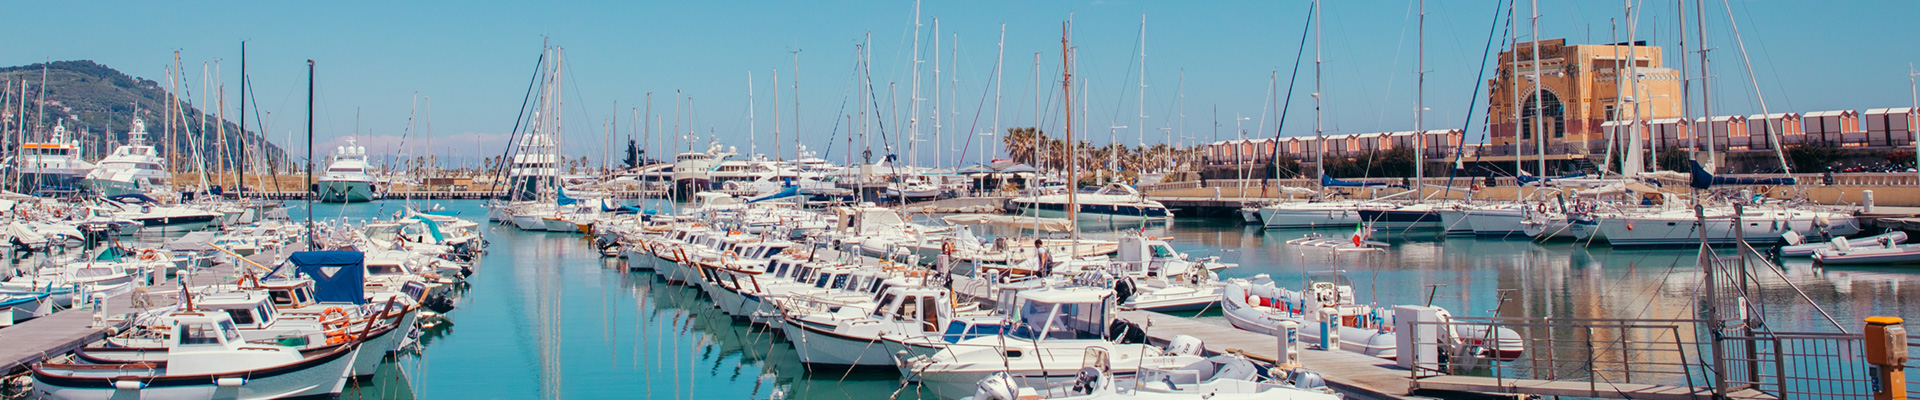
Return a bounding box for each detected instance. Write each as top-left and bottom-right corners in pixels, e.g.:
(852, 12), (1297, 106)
(1, 1), (1918, 399)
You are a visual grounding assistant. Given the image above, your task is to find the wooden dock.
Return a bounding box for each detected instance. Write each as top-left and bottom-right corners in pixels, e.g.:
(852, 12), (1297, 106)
(1117, 311), (1422, 400)
(0, 251), (263, 375)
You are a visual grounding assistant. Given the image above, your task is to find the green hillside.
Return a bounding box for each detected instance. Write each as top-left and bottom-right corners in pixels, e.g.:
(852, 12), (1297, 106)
(0, 60), (287, 172)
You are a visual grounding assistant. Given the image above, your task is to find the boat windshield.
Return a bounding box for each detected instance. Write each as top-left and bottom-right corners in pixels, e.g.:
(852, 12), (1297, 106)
(1010, 299), (1111, 341)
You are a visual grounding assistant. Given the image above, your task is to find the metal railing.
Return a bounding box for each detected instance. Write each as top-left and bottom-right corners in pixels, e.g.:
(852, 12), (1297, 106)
(1720, 332), (1874, 400)
(1405, 315), (1917, 399)
(1404, 316), (1708, 392)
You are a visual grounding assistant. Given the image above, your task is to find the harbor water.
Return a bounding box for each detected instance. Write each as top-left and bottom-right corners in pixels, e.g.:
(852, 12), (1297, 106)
(288, 200), (1917, 399)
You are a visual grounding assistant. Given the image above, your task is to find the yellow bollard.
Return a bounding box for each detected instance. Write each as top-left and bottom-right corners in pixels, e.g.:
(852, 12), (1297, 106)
(1865, 316), (1908, 400)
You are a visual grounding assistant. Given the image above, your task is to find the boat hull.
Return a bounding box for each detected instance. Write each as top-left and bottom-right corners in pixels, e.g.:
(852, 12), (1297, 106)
(317, 180), (375, 203)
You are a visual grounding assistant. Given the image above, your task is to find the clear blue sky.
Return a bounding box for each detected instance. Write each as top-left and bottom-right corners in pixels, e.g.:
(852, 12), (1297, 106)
(5, 1), (1915, 167)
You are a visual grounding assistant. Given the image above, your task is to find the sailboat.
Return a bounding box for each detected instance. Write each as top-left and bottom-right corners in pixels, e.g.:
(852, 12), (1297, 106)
(316, 137), (376, 203)
(84, 117), (173, 197)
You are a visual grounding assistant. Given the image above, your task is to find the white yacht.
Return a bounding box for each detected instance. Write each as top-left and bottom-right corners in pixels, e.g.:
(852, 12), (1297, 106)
(317, 138), (376, 203)
(8, 121), (96, 194)
(83, 117), (171, 197)
(1009, 183), (1171, 225)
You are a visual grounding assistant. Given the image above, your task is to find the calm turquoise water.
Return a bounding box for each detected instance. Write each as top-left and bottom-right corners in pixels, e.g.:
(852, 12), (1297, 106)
(283, 200), (1918, 399)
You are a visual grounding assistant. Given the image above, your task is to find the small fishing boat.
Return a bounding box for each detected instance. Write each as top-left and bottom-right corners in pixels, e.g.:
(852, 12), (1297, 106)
(1220, 274), (1523, 361)
(1780, 231), (1906, 257)
(30, 311), (359, 400)
(1812, 235), (1920, 265)
(968, 344), (1341, 400)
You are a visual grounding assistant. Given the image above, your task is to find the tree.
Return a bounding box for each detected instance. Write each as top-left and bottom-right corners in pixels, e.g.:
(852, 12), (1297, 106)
(1786, 144), (1844, 172)
(1655, 146), (1689, 172)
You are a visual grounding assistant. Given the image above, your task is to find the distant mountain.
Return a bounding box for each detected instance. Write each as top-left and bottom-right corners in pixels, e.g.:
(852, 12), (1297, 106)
(0, 60), (287, 172)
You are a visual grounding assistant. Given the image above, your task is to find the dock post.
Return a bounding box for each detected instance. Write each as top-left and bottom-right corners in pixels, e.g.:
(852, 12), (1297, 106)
(1319, 308), (1339, 351)
(1395, 305), (1442, 371)
(1280, 320), (1301, 369)
(1865, 316), (1908, 400)
(1864, 190), (1876, 213)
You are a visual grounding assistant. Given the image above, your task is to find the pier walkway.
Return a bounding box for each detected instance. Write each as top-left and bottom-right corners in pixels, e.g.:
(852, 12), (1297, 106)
(1117, 310), (1421, 400)
(0, 250), (268, 375)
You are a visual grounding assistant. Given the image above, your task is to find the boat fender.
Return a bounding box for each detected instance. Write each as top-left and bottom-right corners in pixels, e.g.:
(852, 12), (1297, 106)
(113, 380), (145, 390)
(216, 377), (246, 387)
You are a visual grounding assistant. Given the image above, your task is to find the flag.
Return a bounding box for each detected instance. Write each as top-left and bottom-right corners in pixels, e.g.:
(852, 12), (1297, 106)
(1350, 223), (1365, 247)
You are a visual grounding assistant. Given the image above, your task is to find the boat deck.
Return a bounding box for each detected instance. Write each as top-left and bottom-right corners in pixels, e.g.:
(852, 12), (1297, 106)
(1117, 310), (1423, 400)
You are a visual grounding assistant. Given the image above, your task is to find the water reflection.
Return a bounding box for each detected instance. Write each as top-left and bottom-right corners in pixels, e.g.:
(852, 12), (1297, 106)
(322, 200), (1912, 398)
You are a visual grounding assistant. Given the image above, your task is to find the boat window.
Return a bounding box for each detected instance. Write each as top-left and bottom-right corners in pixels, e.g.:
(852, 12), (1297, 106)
(831, 274), (851, 290)
(223, 308), (257, 326)
(1150, 245), (1176, 259)
(897, 296), (918, 321)
(270, 289), (294, 305)
(921, 296), (939, 330)
(872, 284), (892, 301)
(221, 320), (242, 342)
(179, 323), (223, 345)
(876, 294), (898, 317)
(257, 305), (275, 325)
(368, 263), (405, 276)
(295, 288), (312, 304)
(815, 273), (834, 288)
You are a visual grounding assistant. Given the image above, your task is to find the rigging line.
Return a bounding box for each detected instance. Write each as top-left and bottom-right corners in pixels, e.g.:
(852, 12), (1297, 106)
(484, 48), (548, 195)
(1264, 1), (1315, 179)
(1445, 0), (1514, 192)
(955, 46), (1004, 166)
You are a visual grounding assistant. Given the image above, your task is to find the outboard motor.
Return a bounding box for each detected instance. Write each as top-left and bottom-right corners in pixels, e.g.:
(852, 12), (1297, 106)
(1289, 368), (1328, 391)
(1166, 334), (1206, 357)
(1106, 319), (1148, 344)
(423, 294), (457, 314)
(1113, 277), (1137, 305)
(972, 371), (1019, 400)
(1070, 366), (1102, 394)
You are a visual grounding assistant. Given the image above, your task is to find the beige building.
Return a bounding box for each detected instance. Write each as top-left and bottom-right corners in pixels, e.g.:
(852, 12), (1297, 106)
(1481, 39), (1683, 174)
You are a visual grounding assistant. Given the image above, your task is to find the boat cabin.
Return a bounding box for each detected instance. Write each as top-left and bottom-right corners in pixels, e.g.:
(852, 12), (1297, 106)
(871, 283), (951, 333)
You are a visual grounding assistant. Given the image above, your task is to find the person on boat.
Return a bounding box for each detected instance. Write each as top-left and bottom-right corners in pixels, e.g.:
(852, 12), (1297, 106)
(1035, 239), (1053, 277)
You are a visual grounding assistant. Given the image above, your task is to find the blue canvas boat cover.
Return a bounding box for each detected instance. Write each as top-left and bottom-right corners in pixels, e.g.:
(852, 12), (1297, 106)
(1321, 175), (1386, 187)
(1516, 173), (1586, 185)
(1689, 161), (1791, 189)
(289, 251), (366, 304)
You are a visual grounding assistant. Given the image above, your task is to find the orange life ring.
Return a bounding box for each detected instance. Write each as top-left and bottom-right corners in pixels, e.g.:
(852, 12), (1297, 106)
(138, 249), (162, 261)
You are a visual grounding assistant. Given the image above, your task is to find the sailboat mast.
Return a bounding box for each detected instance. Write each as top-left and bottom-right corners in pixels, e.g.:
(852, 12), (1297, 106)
(1508, 0), (1521, 199)
(907, 0), (922, 167)
(933, 18), (941, 168)
(1695, 0), (1715, 171)
(1531, 0), (1545, 177)
(1139, 14), (1149, 153)
(773, 69), (780, 161)
(239, 41), (248, 194)
(1063, 21), (1078, 240)
(1313, 0), (1324, 184)
(1626, 1), (1647, 175)
(1415, 0), (1425, 199)
(748, 71), (756, 158)
(791, 50), (802, 156)
(991, 24), (1005, 167)
(305, 59), (314, 247)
